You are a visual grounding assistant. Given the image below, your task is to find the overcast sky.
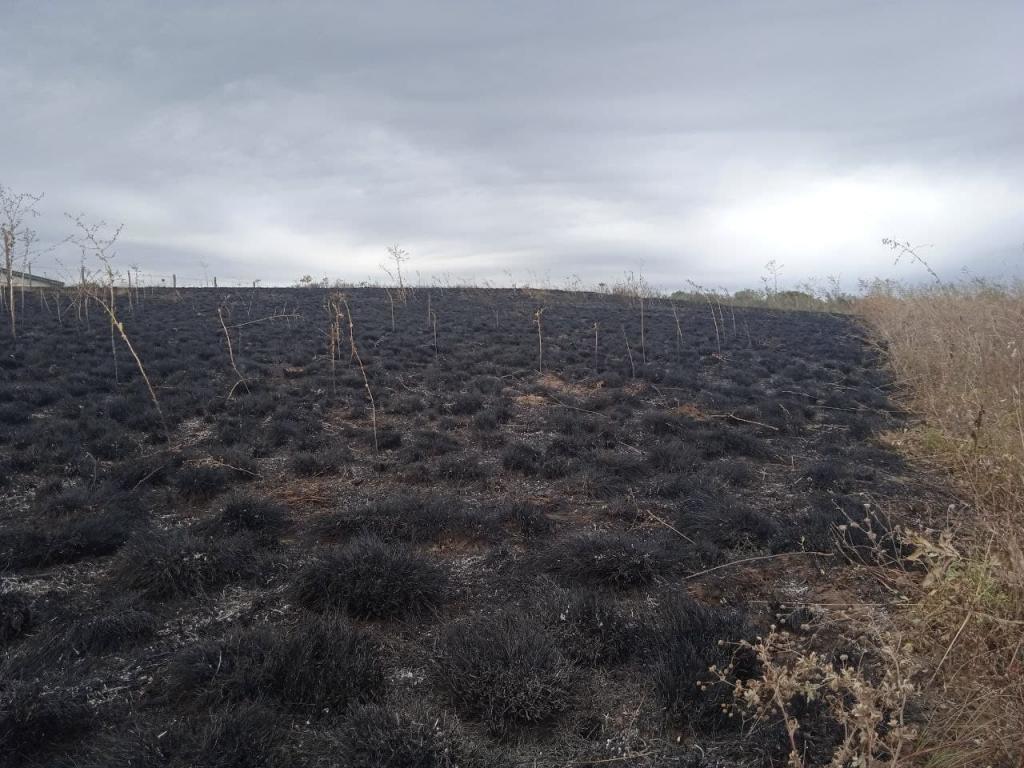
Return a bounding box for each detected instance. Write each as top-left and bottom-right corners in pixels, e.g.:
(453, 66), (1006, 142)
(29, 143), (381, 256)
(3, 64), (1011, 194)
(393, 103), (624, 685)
(3, 1), (1022, 290)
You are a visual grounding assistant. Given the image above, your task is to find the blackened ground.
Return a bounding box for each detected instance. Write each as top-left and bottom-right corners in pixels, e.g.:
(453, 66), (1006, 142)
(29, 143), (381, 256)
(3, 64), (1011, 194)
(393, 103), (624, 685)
(0, 287), (938, 766)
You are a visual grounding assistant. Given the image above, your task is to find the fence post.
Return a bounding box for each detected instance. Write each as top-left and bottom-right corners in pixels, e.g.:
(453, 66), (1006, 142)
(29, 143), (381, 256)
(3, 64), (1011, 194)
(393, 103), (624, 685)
(172, 274), (176, 289)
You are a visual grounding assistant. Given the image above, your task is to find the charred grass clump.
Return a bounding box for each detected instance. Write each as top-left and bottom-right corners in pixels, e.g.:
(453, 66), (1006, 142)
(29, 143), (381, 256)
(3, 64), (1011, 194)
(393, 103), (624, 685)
(0, 682), (93, 765)
(4, 606), (158, 676)
(339, 705), (464, 768)
(293, 534), (449, 618)
(174, 702), (285, 768)
(65, 607), (158, 658)
(34, 484), (94, 516)
(675, 491), (780, 553)
(539, 587), (643, 666)
(539, 532), (672, 589)
(0, 590), (32, 644)
(495, 499), (556, 539)
(1, 508), (141, 571)
(314, 492), (489, 545)
(435, 454), (488, 483)
(175, 463), (234, 501)
(112, 528), (258, 601)
(437, 611), (579, 735)
(291, 443), (352, 477)
(201, 491), (291, 543)
(651, 595), (756, 732)
(155, 613), (382, 716)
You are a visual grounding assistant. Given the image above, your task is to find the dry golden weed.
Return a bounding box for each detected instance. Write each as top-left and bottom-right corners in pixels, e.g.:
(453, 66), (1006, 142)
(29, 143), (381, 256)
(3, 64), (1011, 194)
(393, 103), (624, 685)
(858, 281), (1024, 767)
(717, 627), (918, 768)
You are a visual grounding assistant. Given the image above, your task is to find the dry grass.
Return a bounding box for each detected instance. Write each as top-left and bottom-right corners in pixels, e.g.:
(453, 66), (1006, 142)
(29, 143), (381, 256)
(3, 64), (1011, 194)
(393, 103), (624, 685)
(720, 627), (919, 768)
(858, 280), (1024, 768)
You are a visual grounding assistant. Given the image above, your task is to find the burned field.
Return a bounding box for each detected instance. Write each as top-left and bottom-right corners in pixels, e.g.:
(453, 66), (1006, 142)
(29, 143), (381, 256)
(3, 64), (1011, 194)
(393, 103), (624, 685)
(0, 287), (923, 766)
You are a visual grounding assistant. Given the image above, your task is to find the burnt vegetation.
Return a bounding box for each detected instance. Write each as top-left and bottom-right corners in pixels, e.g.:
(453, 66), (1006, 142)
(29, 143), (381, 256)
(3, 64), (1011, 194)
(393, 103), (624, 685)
(0, 286), (916, 766)
(293, 534), (449, 618)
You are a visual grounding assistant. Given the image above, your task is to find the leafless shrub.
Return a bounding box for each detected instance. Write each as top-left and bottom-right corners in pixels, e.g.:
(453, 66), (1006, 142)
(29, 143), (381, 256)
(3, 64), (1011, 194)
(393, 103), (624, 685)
(762, 258), (784, 303)
(381, 244), (411, 303)
(1, 184), (44, 338)
(716, 627), (918, 767)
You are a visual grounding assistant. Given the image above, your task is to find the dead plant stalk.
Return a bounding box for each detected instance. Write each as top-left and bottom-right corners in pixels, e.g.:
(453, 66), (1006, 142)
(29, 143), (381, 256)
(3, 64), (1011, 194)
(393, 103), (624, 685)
(218, 305), (249, 398)
(534, 307), (545, 373)
(338, 296), (378, 452)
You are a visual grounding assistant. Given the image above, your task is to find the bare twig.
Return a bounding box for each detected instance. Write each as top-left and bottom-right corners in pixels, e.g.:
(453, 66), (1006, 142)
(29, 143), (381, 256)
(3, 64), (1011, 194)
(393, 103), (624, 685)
(707, 412), (780, 431)
(534, 307), (545, 373)
(226, 313), (300, 329)
(218, 304), (249, 398)
(94, 295), (170, 442)
(337, 295), (378, 452)
(622, 324), (636, 378)
(684, 551), (833, 581)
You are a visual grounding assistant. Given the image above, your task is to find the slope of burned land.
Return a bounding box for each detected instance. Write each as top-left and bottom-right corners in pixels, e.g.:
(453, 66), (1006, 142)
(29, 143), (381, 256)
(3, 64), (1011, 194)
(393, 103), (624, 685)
(0, 287), (937, 766)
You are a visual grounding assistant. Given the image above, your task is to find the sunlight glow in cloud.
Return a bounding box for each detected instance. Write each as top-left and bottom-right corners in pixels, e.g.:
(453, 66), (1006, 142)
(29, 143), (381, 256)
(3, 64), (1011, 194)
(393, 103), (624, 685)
(2, 1), (1021, 289)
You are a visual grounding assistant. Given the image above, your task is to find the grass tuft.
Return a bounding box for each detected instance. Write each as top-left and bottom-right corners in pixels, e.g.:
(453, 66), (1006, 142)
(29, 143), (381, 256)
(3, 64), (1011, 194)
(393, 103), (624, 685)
(204, 491), (291, 542)
(0, 682), (93, 764)
(651, 594), (755, 731)
(293, 534), (449, 618)
(0, 590), (32, 644)
(339, 705), (462, 768)
(436, 611), (578, 734)
(113, 529), (257, 601)
(540, 532), (669, 589)
(156, 613), (382, 716)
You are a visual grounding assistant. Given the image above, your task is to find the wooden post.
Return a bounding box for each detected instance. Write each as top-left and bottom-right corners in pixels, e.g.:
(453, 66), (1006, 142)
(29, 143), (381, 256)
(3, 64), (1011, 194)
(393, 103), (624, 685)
(172, 274), (176, 289)
(213, 276), (218, 288)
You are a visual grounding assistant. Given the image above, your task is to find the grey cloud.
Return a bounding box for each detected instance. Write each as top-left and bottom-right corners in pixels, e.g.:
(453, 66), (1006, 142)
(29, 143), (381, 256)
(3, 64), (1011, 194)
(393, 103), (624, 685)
(3, 0), (1022, 289)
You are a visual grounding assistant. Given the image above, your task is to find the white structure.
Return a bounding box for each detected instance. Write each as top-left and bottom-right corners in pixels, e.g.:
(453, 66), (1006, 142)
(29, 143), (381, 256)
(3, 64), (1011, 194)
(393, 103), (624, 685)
(6, 270), (64, 288)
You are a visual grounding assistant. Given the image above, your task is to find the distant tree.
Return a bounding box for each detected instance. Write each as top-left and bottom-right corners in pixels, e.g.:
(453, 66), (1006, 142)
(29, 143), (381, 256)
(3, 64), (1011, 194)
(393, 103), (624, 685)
(776, 290), (816, 308)
(0, 184), (44, 338)
(669, 290), (703, 303)
(732, 289), (764, 305)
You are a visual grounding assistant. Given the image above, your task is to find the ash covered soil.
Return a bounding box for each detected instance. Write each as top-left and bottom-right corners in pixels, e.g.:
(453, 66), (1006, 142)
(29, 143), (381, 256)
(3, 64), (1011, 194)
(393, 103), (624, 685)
(0, 287), (934, 766)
